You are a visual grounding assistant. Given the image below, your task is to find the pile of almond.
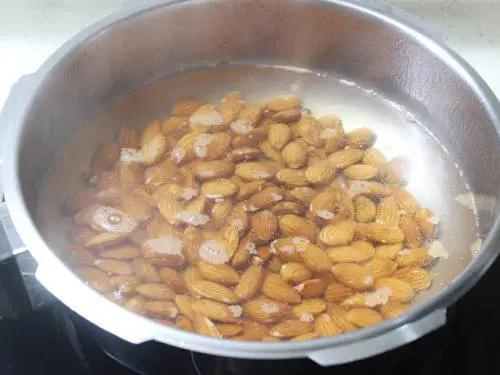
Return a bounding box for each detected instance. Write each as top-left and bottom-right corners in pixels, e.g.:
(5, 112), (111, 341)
(64, 92), (443, 341)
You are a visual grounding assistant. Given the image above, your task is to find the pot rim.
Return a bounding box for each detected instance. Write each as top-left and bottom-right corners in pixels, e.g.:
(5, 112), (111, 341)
(2, 0), (500, 358)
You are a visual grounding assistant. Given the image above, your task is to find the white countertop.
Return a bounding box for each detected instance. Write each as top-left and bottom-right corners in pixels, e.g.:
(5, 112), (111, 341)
(1, 0), (499, 109)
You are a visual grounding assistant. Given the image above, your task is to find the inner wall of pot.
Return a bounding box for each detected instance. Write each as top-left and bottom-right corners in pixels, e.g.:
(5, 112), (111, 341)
(18, 0), (499, 300)
(37, 64), (480, 302)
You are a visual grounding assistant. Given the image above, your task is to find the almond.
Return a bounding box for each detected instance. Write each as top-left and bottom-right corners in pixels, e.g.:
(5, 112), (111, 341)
(324, 283), (355, 303)
(280, 262), (312, 284)
(297, 243), (332, 273)
(327, 304), (358, 333)
(232, 127), (269, 148)
(346, 308), (383, 328)
(210, 200), (234, 228)
(271, 109), (302, 123)
(293, 299), (327, 317)
(135, 283), (175, 300)
(244, 298), (292, 323)
(121, 193), (152, 222)
(363, 258), (397, 278)
(272, 201), (304, 216)
(161, 116), (189, 136)
(229, 147), (263, 162)
(251, 210), (278, 242)
(132, 258), (161, 282)
(141, 133), (167, 166)
(318, 220), (356, 246)
(219, 97), (244, 124)
(363, 148), (387, 176)
(314, 313), (341, 337)
(94, 259), (133, 275)
(298, 115), (324, 147)
(236, 103), (263, 126)
(328, 149), (364, 169)
(158, 267), (186, 292)
(262, 273), (302, 304)
(201, 179), (239, 199)
(191, 160), (235, 181)
(265, 95), (302, 111)
(395, 248), (434, 267)
(294, 279), (326, 298)
(276, 169), (310, 187)
(376, 196), (400, 227)
(380, 302), (409, 319)
(278, 215), (318, 242)
(331, 263), (374, 290)
(189, 104), (227, 133)
(392, 186), (419, 215)
(415, 208), (438, 239)
(124, 296), (146, 313)
(175, 315), (194, 332)
(183, 267), (204, 297)
(393, 267), (432, 291)
(172, 100), (205, 116)
(249, 186), (284, 209)
(282, 141), (308, 169)
(144, 300), (179, 318)
(235, 161), (279, 181)
(193, 313), (222, 338)
(356, 223), (405, 244)
(327, 245), (372, 263)
(100, 246), (141, 260)
(216, 323), (244, 338)
(291, 331), (320, 341)
(197, 261), (240, 286)
(345, 128), (376, 149)
(287, 187), (317, 205)
(191, 299), (240, 323)
(268, 123), (291, 150)
(234, 265), (264, 301)
(270, 319), (312, 338)
(305, 160), (336, 184)
(259, 140), (286, 166)
(174, 295), (195, 320)
(231, 233), (255, 269)
(373, 277), (415, 303)
(76, 267), (112, 293)
(400, 215), (422, 249)
(192, 280), (239, 304)
(85, 232), (127, 250)
(375, 243), (404, 260)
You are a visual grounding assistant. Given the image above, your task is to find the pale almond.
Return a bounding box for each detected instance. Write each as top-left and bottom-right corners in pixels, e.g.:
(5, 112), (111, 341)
(331, 263), (374, 290)
(243, 298), (292, 323)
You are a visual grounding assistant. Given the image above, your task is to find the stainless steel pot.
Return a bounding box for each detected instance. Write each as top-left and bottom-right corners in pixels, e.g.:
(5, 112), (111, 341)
(1, 0), (500, 366)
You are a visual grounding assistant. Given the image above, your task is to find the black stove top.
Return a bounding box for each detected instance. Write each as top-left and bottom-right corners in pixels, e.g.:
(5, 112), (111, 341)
(1, 250), (500, 375)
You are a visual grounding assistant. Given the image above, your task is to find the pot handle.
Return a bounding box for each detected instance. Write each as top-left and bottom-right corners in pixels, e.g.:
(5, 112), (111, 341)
(352, 0), (447, 46)
(0, 76), (33, 262)
(307, 308), (446, 366)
